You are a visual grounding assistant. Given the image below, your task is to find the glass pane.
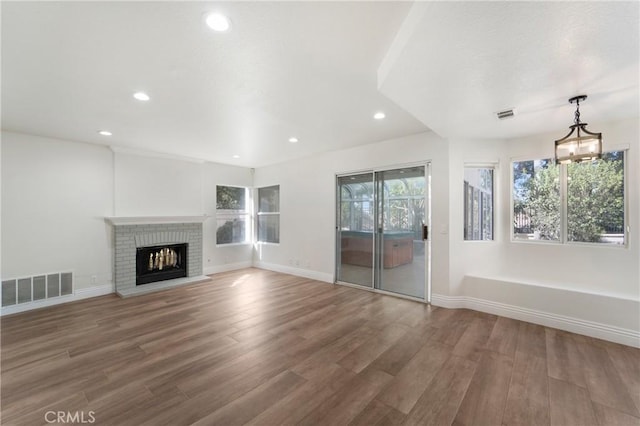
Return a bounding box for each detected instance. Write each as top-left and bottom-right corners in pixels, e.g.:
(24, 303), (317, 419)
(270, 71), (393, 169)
(216, 218), (246, 244)
(464, 167), (493, 241)
(258, 215), (280, 243)
(482, 192), (493, 240)
(512, 159), (560, 241)
(258, 186), (279, 213)
(567, 151), (625, 244)
(337, 173), (374, 288)
(380, 166), (425, 299)
(216, 186), (246, 211)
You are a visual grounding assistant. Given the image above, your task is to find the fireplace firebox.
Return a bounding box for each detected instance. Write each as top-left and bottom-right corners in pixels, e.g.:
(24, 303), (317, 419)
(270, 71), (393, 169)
(136, 243), (188, 285)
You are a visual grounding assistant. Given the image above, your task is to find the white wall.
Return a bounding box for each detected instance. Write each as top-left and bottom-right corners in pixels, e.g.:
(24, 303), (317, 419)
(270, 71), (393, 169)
(252, 131), (451, 294)
(113, 151), (254, 274)
(499, 117), (639, 299)
(1, 131), (254, 298)
(3, 121), (638, 344)
(202, 162), (254, 274)
(446, 118), (639, 298)
(447, 138), (506, 296)
(253, 119), (639, 345)
(114, 152), (204, 217)
(440, 118), (639, 345)
(1, 132), (114, 290)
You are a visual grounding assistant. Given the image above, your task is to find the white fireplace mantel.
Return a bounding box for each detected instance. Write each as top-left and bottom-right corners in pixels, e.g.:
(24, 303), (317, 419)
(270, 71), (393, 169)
(105, 215), (210, 226)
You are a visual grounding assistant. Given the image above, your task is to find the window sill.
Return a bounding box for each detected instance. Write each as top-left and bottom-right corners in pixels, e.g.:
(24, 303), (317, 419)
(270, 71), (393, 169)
(510, 239), (561, 245)
(566, 241), (628, 249)
(510, 239), (627, 249)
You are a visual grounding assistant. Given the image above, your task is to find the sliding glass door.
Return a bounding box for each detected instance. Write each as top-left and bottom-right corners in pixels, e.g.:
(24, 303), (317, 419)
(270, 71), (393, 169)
(336, 173), (375, 288)
(336, 165), (429, 300)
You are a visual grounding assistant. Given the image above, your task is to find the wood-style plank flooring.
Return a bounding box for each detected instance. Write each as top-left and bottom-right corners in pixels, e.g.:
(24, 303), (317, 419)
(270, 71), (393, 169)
(1, 268), (639, 425)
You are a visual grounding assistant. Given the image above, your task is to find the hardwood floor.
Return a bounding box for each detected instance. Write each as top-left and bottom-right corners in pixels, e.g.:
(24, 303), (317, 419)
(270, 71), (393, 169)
(1, 268), (639, 425)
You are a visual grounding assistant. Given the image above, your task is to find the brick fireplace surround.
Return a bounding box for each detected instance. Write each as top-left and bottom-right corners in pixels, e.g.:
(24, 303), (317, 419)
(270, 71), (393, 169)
(106, 216), (209, 297)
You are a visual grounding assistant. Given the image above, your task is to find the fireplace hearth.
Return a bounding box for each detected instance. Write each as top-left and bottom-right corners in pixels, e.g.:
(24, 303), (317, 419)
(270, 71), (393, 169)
(107, 217), (207, 297)
(136, 243), (187, 285)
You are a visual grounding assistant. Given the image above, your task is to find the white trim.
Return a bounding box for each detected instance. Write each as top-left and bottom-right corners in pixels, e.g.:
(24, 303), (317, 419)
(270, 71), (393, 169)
(110, 145), (205, 164)
(105, 215), (209, 225)
(254, 261), (333, 283)
(204, 261), (253, 275)
(463, 160), (500, 169)
(0, 284), (113, 316)
(431, 293), (640, 348)
(464, 273), (636, 301)
(606, 143), (630, 152)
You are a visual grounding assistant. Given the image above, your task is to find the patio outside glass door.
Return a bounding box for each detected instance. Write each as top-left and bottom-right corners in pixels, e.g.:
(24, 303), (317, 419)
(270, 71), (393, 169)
(336, 165), (429, 300)
(336, 173), (375, 288)
(376, 166), (427, 299)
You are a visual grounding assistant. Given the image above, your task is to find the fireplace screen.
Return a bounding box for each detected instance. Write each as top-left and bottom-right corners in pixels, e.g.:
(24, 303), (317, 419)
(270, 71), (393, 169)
(136, 243), (187, 285)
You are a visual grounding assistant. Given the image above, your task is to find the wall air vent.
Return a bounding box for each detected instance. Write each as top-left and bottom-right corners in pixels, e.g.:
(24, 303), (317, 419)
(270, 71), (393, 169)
(2, 272), (73, 307)
(496, 109), (516, 120)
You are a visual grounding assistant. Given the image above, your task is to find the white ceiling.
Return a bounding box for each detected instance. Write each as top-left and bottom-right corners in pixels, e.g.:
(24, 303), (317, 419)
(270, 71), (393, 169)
(378, 1), (640, 141)
(2, 2), (639, 168)
(1, 1), (424, 167)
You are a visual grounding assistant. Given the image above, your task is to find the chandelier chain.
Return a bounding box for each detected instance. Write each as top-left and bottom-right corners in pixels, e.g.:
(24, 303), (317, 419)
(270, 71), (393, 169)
(574, 98), (581, 125)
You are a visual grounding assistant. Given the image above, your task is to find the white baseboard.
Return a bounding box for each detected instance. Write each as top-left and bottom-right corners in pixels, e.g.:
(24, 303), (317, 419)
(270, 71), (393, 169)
(431, 293), (640, 348)
(253, 261), (333, 283)
(0, 284), (114, 316)
(204, 261), (253, 276)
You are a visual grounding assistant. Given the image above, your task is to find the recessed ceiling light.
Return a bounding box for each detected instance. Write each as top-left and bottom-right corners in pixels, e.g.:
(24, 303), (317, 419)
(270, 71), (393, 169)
(133, 92), (150, 101)
(98, 130), (112, 136)
(232, 154), (240, 159)
(206, 13), (231, 32)
(288, 137), (299, 143)
(373, 112), (386, 120)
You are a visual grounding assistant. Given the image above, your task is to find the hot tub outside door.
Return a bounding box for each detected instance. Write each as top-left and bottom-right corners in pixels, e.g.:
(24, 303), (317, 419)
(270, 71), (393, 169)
(336, 164), (430, 301)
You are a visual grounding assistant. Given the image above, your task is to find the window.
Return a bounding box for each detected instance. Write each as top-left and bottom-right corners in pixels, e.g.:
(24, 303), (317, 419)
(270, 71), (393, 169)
(512, 151), (626, 245)
(216, 185), (249, 245)
(257, 185), (280, 243)
(512, 159), (560, 241)
(567, 151), (625, 244)
(464, 167), (494, 240)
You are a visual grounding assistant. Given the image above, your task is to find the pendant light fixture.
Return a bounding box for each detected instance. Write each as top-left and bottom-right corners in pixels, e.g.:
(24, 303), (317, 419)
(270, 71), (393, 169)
(555, 95), (602, 164)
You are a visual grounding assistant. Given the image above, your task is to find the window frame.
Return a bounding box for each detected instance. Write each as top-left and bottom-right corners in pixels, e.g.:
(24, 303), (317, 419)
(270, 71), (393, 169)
(215, 185), (252, 246)
(256, 185), (280, 245)
(463, 163), (496, 242)
(510, 150), (628, 248)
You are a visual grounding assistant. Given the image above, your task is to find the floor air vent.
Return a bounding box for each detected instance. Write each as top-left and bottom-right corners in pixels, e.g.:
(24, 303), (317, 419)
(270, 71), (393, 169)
(2, 272), (73, 307)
